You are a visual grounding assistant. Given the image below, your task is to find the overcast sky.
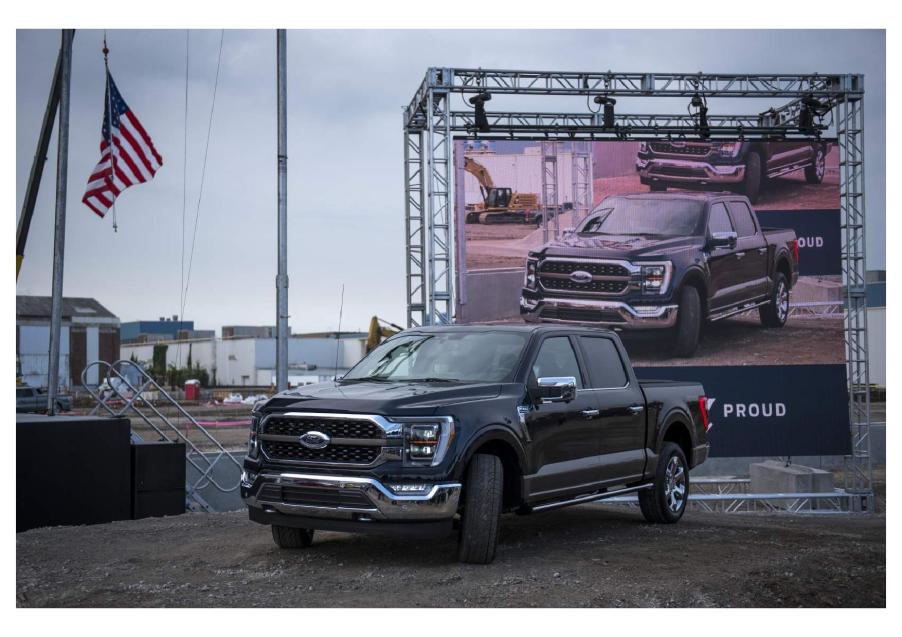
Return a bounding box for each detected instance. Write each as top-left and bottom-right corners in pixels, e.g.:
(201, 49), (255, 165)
(16, 29), (885, 333)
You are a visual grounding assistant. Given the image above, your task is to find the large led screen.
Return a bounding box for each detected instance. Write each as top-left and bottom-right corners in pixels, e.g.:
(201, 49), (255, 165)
(455, 139), (848, 457)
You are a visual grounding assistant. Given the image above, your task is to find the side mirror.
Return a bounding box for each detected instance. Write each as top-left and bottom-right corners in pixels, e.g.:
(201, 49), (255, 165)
(708, 231), (738, 250)
(562, 226), (576, 236)
(536, 376), (577, 403)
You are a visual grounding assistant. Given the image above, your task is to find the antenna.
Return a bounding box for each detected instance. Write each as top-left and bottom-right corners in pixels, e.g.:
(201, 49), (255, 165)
(333, 284), (345, 380)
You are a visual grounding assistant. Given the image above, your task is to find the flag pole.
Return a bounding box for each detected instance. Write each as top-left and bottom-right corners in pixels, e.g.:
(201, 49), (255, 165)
(275, 29), (289, 392)
(103, 34), (118, 232)
(47, 28), (74, 414)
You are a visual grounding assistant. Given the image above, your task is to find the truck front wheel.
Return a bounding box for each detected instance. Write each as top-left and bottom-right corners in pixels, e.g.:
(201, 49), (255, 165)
(671, 285), (701, 357)
(271, 525), (314, 549)
(741, 152), (762, 203)
(759, 272), (790, 327)
(638, 442), (689, 524)
(457, 453), (503, 564)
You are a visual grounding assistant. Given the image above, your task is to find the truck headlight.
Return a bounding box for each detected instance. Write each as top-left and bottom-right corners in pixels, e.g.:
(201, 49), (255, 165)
(717, 142), (740, 158)
(525, 259), (537, 289)
(401, 417), (455, 467)
(640, 263), (672, 294)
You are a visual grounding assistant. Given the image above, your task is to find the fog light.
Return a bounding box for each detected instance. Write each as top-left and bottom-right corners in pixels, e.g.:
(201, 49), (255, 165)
(388, 483), (432, 495)
(240, 470), (256, 487)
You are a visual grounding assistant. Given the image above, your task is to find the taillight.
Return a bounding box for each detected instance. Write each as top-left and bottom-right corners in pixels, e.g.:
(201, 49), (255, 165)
(791, 239), (800, 263)
(698, 396), (710, 431)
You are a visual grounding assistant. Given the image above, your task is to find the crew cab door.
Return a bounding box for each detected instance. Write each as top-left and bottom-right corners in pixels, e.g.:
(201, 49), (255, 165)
(705, 201), (745, 311)
(727, 200), (769, 301)
(576, 335), (647, 485)
(522, 335), (605, 501)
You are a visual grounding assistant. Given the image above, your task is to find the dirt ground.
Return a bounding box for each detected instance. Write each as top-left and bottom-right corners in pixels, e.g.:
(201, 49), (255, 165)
(16, 504), (884, 608)
(625, 315), (845, 367)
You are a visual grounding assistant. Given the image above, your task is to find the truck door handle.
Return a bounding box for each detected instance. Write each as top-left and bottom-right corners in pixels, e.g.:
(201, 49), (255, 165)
(581, 409), (600, 419)
(628, 404), (645, 414)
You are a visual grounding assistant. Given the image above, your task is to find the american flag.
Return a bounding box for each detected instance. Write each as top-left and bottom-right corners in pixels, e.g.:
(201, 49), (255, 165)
(82, 71), (163, 218)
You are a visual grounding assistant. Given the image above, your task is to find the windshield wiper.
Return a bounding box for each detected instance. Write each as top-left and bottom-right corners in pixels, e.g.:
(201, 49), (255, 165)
(341, 376), (395, 383)
(405, 377), (462, 383)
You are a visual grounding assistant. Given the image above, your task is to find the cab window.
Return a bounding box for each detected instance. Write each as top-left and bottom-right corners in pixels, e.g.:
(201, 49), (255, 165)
(728, 201), (758, 237)
(531, 337), (583, 388)
(579, 337), (628, 388)
(708, 202), (735, 235)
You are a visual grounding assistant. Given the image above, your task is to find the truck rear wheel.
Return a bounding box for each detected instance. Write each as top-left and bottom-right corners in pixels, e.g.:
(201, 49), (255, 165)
(457, 453), (503, 564)
(271, 525), (314, 549)
(741, 152), (762, 203)
(805, 147), (826, 184)
(759, 272), (790, 327)
(638, 442), (689, 524)
(671, 285), (701, 357)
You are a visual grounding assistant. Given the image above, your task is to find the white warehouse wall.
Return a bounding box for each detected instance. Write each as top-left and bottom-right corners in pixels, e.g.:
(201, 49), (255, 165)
(867, 307), (885, 387)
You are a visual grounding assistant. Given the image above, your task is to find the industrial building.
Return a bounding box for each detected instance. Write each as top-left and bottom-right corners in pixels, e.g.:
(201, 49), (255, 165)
(16, 295), (120, 389)
(120, 330), (367, 387)
(120, 317), (215, 343)
(866, 271), (886, 388)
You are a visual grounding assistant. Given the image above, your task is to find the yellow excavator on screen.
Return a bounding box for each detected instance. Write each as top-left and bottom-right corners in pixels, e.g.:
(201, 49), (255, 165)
(464, 156), (540, 224)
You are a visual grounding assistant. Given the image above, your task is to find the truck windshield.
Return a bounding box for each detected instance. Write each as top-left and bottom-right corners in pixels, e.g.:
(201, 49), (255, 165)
(342, 331), (527, 383)
(579, 198), (704, 237)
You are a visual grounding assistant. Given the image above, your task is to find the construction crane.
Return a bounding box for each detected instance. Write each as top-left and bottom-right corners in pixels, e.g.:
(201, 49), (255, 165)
(366, 316), (404, 353)
(463, 156), (540, 224)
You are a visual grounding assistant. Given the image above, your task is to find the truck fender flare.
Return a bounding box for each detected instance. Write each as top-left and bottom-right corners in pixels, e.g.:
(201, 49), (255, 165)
(453, 425), (527, 483)
(675, 266), (708, 298)
(656, 408), (696, 456)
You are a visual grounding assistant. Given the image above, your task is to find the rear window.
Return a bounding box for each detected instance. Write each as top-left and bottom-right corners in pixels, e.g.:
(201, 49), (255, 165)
(728, 201), (758, 237)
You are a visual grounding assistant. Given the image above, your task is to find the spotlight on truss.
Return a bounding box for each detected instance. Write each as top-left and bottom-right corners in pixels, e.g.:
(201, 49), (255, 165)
(689, 92), (709, 139)
(593, 95), (617, 129)
(469, 91), (492, 133)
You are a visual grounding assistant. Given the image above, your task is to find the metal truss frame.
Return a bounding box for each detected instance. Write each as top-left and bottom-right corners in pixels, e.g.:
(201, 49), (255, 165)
(403, 68), (871, 506)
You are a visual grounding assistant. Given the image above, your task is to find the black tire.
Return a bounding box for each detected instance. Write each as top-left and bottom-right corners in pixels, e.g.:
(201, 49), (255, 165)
(741, 152), (762, 204)
(638, 442), (689, 524)
(271, 525), (314, 549)
(457, 453), (503, 564)
(648, 182), (667, 192)
(805, 146), (826, 184)
(759, 272), (790, 328)
(671, 285), (701, 358)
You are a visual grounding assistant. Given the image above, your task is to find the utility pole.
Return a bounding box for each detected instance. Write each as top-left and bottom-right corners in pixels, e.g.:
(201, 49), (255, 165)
(275, 29), (289, 392)
(47, 29), (74, 414)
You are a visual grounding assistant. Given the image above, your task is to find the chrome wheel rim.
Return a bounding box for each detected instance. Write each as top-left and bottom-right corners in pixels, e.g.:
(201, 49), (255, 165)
(777, 280), (789, 321)
(664, 456), (687, 513)
(816, 150), (825, 180)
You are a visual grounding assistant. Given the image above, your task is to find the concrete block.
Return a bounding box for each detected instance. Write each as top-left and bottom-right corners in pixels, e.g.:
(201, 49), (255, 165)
(749, 460), (835, 509)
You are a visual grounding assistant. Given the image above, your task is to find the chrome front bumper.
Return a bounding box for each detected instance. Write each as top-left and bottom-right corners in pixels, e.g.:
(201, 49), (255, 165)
(520, 296), (679, 329)
(637, 157), (746, 184)
(242, 471), (462, 522)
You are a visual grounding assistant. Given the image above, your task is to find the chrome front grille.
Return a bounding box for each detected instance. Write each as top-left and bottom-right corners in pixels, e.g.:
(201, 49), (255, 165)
(260, 441), (381, 465)
(261, 415), (383, 439)
(538, 259), (632, 297)
(648, 141), (711, 156)
(258, 413), (397, 467)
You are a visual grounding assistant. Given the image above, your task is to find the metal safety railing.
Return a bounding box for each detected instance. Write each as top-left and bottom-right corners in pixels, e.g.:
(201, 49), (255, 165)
(598, 476), (868, 514)
(81, 359), (244, 512)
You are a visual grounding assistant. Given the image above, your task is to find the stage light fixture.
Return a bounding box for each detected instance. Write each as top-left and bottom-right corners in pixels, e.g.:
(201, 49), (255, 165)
(468, 91), (492, 133)
(593, 95), (617, 129)
(689, 92), (710, 139)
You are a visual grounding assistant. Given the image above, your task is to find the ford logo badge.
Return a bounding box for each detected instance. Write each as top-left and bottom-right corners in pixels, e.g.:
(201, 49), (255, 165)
(298, 431), (331, 450)
(569, 270), (593, 284)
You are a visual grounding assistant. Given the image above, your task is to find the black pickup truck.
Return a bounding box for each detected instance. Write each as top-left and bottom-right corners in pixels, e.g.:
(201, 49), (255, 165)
(520, 192), (800, 356)
(636, 140), (827, 203)
(242, 325), (709, 564)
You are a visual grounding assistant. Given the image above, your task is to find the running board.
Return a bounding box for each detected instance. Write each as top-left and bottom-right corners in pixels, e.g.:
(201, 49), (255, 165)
(530, 483), (654, 513)
(708, 299), (769, 322)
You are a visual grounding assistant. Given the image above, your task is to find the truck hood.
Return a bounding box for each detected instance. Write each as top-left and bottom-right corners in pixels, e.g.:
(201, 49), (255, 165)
(535, 233), (702, 261)
(263, 380), (503, 415)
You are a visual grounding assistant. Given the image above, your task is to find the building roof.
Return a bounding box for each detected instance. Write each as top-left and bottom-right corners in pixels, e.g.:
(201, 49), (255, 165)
(16, 295), (118, 321)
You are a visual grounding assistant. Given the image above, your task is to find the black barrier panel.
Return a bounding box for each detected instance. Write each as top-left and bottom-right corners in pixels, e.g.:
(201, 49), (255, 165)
(756, 210), (841, 277)
(634, 364), (851, 457)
